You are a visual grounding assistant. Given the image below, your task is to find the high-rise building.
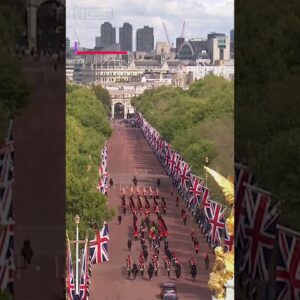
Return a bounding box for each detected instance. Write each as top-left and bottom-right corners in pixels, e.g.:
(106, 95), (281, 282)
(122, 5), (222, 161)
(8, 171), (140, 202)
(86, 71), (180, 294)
(136, 26), (154, 52)
(176, 37), (185, 53)
(230, 29), (234, 59)
(119, 22), (133, 52)
(207, 32), (225, 40)
(95, 36), (102, 49)
(207, 35), (230, 64)
(100, 22), (116, 48)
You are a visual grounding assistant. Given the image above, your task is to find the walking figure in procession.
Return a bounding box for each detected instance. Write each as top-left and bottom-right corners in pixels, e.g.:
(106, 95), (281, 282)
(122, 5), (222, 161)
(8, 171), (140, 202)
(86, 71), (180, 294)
(148, 263), (154, 280)
(191, 229), (195, 241)
(191, 263), (197, 281)
(194, 238), (199, 254)
(21, 239), (34, 268)
(133, 176), (137, 186)
(118, 215), (122, 225)
(109, 178), (114, 187)
(176, 196), (179, 207)
(132, 263), (139, 279)
(126, 255), (132, 278)
(156, 178), (160, 188)
(127, 239), (132, 251)
(205, 254), (210, 270)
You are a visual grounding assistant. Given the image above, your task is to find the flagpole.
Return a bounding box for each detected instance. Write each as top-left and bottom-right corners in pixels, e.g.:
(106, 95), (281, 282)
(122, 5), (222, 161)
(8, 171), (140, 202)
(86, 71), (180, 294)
(204, 157), (209, 187)
(74, 215), (80, 295)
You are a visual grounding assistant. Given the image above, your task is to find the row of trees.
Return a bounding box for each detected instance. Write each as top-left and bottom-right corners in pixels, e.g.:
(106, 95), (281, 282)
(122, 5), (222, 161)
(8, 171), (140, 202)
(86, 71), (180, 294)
(132, 75), (234, 203)
(66, 84), (114, 241)
(0, 4), (30, 143)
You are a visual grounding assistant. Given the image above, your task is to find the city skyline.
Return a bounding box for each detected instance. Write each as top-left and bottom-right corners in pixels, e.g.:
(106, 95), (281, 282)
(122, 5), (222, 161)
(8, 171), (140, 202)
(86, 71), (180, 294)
(67, 0), (234, 50)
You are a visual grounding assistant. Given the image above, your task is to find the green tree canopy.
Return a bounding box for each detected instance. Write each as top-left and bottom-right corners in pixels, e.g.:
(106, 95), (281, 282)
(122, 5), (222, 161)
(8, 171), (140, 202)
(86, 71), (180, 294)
(132, 75), (234, 204)
(66, 85), (114, 240)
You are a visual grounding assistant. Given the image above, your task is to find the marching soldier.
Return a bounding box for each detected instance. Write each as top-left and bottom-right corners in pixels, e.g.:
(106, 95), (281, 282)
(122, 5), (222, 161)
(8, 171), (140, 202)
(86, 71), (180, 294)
(132, 263), (139, 279)
(194, 238), (199, 254)
(118, 215), (122, 225)
(126, 255), (132, 278)
(127, 239), (132, 251)
(191, 229), (195, 242)
(205, 254), (209, 270)
(176, 197), (179, 207)
(147, 263), (154, 280)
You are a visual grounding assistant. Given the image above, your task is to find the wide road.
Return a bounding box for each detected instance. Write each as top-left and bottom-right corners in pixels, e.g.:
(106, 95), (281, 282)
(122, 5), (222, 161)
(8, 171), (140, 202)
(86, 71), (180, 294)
(13, 56), (65, 300)
(89, 122), (214, 300)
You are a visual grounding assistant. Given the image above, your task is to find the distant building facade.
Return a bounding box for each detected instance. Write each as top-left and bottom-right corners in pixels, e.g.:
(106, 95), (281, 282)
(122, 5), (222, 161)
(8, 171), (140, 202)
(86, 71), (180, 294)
(95, 36), (102, 49)
(230, 29), (234, 59)
(136, 26), (154, 52)
(100, 22), (116, 48)
(119, 22), (133, 52)
(177, 39), (208, 60)
(207, 33), (230, 64)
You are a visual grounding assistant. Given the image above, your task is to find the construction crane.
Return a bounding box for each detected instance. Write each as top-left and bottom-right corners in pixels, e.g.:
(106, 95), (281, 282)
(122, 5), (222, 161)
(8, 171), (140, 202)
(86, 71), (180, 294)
(162, 22), (173, 48)
(181, 21), (185, 38)
(74, 29), (80, 48)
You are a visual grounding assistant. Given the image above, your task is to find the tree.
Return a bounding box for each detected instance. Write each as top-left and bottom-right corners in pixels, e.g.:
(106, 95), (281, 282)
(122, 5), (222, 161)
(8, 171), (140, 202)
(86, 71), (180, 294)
(91, 85), (112, 112)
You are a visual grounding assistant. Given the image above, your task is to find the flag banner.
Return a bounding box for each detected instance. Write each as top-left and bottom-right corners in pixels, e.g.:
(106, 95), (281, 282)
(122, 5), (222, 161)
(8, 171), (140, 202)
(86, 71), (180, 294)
(67, 238), (76, 300)
(89, 222), (110, 264)
(224, 221), (234, 252)
(79, 241), (89, 300)
(206, 201), (226, 245)
(276, 225), (300, 300)
(188, 174), (205, 207)
(240, 184), (280, 281)
(0, 120), (15, 294)
(97, 143), (108, 195)
(235, 162), (256, 255)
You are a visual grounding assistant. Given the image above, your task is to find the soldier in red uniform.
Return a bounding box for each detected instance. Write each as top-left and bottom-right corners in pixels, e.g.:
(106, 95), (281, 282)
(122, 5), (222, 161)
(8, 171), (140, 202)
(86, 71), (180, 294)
(191, 229), (195, 242)
(139, 252), (145, 277)
(126, 255), (132, 278)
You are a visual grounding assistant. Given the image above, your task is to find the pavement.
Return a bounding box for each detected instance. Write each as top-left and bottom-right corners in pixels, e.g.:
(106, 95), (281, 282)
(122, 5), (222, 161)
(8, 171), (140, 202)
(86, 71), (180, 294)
(89, 122), (214, 300)
(13, 56), (65, 300)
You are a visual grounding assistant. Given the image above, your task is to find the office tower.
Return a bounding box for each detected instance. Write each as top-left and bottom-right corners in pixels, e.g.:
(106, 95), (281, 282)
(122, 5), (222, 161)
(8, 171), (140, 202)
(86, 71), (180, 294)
(176, 37), (185, 52)
(100, 22), (116, 48)
(119, 22), (133, 52)
(136, 26), (154, 52)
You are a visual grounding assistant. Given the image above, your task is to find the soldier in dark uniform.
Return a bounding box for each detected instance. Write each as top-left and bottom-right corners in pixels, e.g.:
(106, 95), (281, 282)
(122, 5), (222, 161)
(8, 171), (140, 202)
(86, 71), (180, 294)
(21, 239), (34, 268)
(148, 263), (154, 280)
(132, 263), (138, 279)
(205, 254), (209, 270)
(127, 239), (132, 251)
(118, 215), (122, 224)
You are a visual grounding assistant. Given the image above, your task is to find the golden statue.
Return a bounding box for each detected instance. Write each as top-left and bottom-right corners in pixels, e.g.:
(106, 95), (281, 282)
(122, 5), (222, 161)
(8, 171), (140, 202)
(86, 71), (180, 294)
(204, 166), (234, 300)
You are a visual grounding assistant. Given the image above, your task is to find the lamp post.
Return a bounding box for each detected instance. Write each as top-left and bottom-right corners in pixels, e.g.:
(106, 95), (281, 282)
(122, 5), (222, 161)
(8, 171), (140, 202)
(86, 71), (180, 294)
(74, 215), (80, 295)
(205, 157), (209, 187)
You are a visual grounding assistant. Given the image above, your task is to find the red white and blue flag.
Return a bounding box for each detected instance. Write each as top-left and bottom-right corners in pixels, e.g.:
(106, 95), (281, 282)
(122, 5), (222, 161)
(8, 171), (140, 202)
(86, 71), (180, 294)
(276, 226), (300, 300)
(0, 120), (15, 294)
(90, 222), (110, 264)
(241, 184), (280, 281)
(206, 201), (226, 245)
(188, 174), (205, 207)
(234, 163), (256, 253)
(223, 222), (234, 252)
(179, 161), (190, 192)
(67, 238), (76, 300)
(79, 240), (89, 300)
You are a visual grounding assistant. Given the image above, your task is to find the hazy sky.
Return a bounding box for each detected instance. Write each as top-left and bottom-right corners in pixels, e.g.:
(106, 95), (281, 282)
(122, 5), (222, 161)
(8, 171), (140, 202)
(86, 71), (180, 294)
(66, 0), (234, 50)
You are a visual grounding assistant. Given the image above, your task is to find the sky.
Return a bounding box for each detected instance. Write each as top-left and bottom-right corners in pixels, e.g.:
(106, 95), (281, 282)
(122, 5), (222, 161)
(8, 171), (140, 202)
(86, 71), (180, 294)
(66, 0), (234, 50)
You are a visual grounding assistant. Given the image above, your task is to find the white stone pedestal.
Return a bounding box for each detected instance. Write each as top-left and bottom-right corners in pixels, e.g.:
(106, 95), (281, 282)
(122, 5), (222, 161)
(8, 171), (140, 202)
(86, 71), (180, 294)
(225, 277), (234, 300)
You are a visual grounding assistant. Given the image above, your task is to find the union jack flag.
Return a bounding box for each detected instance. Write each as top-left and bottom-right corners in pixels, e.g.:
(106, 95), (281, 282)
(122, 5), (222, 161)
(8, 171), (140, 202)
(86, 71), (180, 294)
(223, 222), (234, 252)
(79, 241), (89, 300)
(90, 222), (110, 264)
(202, 186), (211, 218)
(0, 120), (15, 294)
(235, 163), (256, 253)
(241, 184), (280, 281)
(188, 174), (205, 208)
(276, 226), (300, 300)
(67, 238), (76, 300)
(206, 201), (226, 245)
(179, 161), (190, 192)
(168, 152), (177, 175)
(174, 157), (182, 180)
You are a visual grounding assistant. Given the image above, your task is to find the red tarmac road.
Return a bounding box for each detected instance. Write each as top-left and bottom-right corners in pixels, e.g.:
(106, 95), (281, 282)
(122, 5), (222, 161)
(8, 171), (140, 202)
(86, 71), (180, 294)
(89, 123), (214, 300)
(13, 57), (65, 299)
